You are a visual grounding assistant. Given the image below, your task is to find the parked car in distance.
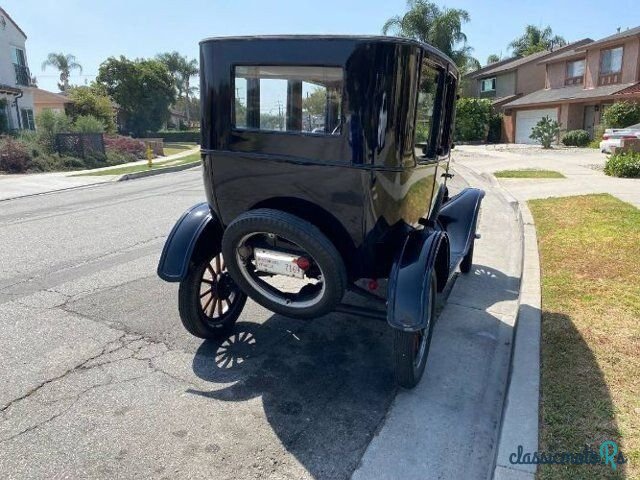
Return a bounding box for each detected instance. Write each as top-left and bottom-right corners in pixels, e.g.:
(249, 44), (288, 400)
(600, 123), (640, 153)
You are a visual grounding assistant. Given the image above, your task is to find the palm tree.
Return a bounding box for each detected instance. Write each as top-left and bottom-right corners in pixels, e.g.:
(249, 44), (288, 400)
(486, 54), (501, 64)
(382, 0), (477, 70)
(41, 53), (82, 91)
(509, 25), (566, 57)
(179, 58), (199, 126)
(157, 52), (199, 126)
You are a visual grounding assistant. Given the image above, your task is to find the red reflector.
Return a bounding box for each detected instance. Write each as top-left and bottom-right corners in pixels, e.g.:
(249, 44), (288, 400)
(602, 135), (609, 140)
(295, 257), (310, 270)
(368, 279), (379, 291)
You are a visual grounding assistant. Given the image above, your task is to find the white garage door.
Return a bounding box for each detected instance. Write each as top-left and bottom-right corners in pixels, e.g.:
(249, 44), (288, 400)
(515, 108), (558, 144)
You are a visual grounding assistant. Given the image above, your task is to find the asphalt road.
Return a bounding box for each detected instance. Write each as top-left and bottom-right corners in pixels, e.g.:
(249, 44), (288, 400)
(0, 168), (468, 480)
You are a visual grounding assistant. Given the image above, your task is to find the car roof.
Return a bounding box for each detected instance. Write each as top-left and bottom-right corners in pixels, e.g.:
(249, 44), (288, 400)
(199, 35), (457, 74)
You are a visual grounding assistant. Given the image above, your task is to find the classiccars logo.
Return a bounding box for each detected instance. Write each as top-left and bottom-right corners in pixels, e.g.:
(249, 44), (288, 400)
(509, 440), (627, 471)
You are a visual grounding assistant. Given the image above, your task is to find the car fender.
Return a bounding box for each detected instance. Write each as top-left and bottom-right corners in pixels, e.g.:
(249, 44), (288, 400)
(387, 229), (446, 331)
(438, 187), (484, 269)
(157, 202), (223, 282)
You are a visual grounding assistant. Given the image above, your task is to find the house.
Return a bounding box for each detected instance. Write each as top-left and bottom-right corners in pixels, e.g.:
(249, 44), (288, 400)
(464, 40), (592, 111)
(503, 26), (640, 143)
(32, 88), (72, 116)
(0, 7), (35, 131)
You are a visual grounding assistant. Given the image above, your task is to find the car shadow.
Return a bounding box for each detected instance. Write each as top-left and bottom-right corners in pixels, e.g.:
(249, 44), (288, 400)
(187, 311), (396, 479)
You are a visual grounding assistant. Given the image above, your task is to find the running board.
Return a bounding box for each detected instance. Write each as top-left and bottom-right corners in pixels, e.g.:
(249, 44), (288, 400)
(334, 303), (387, 321)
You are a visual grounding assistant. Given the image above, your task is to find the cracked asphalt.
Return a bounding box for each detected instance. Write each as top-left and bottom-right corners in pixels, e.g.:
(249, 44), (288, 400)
(0, 168), (466, 480)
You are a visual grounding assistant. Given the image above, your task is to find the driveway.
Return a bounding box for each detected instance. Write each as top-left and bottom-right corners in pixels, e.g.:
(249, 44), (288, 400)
(453, 144), (640, 208)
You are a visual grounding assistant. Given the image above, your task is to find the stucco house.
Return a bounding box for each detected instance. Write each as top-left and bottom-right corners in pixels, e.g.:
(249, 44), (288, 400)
(32, 88), (72, 116)
(502, 27), (640, 143)
(0, 7), (35, 131)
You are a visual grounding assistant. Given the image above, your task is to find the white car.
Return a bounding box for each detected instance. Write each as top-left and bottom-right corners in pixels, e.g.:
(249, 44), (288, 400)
(599, 123), (640, 153)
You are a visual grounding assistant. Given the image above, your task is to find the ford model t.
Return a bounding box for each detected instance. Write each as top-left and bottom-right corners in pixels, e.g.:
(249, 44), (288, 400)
(158, 35), (484, 388)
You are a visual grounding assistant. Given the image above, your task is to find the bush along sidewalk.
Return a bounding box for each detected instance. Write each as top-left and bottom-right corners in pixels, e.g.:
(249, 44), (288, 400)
(561, 129), (590, 147)
(604, 151), (640, 178)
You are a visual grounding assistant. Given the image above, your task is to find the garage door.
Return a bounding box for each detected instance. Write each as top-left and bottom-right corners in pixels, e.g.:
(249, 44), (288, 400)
(515, 108), (558, 144)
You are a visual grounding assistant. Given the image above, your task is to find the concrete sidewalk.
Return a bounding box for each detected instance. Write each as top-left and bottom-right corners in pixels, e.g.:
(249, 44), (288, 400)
(353, 166), (523, 480)
(0, 147), (199, 201)
(454, 145), (640, 208)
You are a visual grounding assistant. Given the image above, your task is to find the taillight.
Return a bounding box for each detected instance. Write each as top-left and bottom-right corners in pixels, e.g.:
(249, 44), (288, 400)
(602, 134), (609, 140)
(295, 257), (310, 270)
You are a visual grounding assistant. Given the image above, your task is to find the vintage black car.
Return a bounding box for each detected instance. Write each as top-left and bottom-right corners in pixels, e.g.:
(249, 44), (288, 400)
(158, 35), (484, 388)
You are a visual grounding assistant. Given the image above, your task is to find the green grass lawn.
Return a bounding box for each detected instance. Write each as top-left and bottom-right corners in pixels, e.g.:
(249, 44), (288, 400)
(163, 142), (198, 156)
(495, 169), (565, 179)
(77, 153), (200, 176)
(529, 194), (639, 479)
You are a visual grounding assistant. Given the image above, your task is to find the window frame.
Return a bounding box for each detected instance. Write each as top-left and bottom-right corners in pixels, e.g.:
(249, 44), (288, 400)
(20, 108), (35, 130)
(231, 64), (345, 138)
(600, 46), (624, 75)
(480, 77), (496, 93)
(413, 60), (446, 162)
(566, 59), (585, 80)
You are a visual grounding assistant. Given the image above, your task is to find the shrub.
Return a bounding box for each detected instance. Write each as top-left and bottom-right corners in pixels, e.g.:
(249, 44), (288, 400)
(104, 135), (146, 159)
(36, 110), (73, 152)
(602, 101), (640, 128)
(0, 137), (32, 173)
(604, 151), (640, 178)
(530, 116), (560, 148)
(73, 115), (105, 133)
(487, 113), (503, 143)
(454, 98), (492, 142)
(66, 85), (116, 133)
(142, 130), (200, 143)
(561, 129), (590, 147)
(106, 150), (136, 166)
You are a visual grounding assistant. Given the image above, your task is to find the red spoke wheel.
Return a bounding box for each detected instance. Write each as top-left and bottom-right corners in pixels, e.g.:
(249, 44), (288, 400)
(178, 251), (247, 339)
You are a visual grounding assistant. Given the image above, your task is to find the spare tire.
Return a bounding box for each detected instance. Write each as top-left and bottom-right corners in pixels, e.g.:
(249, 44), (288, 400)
(221, 209), (347, 319)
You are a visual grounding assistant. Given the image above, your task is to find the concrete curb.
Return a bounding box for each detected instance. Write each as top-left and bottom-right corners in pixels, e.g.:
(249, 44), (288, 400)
(116, 161), (200, 181)
(456, 161), (542, 480)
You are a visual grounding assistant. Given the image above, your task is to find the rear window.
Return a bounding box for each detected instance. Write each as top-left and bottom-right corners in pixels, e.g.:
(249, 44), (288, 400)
(414, 62), (443, 158)
(233, 65), (343, 135)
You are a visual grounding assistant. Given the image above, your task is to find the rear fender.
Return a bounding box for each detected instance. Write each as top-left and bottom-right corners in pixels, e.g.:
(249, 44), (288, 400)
(387, 229), (447, 331)
(157, 203), (223, 282)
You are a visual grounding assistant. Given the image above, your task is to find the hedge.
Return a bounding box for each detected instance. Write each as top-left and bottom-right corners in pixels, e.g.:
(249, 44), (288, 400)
(142, 131), (200, 143)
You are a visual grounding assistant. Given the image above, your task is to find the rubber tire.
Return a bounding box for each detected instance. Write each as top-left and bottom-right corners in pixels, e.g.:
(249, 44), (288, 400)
(221, 209), (347, 319)
(393, 271), (437, 389)
(178, 250), (247, 339)
(460, 237), (475, 274)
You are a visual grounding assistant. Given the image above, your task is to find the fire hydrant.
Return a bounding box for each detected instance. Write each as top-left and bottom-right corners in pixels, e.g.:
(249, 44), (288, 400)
(146, 145), (153, 168)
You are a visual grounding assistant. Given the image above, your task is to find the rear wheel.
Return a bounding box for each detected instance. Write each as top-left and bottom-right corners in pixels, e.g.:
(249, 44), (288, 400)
(178, 251), (247, 339)
(393, 271), (437, 389)
(221, 209), (346, 319)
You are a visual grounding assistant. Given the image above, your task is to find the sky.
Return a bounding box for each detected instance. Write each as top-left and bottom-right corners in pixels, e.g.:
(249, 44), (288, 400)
(5, 0), (640, 93)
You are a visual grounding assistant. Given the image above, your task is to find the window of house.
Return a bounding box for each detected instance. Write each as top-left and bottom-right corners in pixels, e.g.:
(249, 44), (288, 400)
(600, 47), (623, 75)
(481, 77), (496, 92)
(566, 59), (585, 79)
(11, 46), (26, 66)
(233, 66), (343, 135)
(20, 108), (35, 130)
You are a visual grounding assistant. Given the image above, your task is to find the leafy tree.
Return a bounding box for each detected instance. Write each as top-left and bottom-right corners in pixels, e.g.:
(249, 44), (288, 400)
(486, 54), (501, 64)
(157, 52), (199, 126)
(601, 101), (640, 128)
(97, 56), (176, 137)
(509, 25), (566, 57)
(41, 53), (82, 91)
(302, 88), (326, 116)
(35, 110), (73, 152)
(454, 98), (492, 141)
(66, 85), (116, 133)
(530, 116), (560, 148)
(382, 0), (477, 70)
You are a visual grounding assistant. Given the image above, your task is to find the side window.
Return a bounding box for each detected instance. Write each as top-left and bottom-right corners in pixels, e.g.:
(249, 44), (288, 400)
(439, 74), (457, 155)
(415, 62), (443, 158)
(233, 66), (343, 135)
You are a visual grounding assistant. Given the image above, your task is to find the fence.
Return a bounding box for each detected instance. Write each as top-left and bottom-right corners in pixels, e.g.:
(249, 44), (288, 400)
(55, 133), (105, 158)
